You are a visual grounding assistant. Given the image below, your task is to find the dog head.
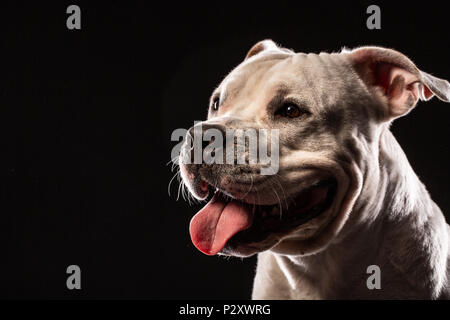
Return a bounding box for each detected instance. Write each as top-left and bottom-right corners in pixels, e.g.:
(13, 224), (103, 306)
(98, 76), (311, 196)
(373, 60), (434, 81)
(178, 40), (450, 257)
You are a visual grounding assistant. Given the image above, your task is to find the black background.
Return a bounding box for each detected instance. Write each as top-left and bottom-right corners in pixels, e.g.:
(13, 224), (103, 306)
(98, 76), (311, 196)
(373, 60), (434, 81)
(0, 1), (449, 299)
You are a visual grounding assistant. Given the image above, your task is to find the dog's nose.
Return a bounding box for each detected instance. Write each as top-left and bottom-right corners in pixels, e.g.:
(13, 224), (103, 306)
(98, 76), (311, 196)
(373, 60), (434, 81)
(186, 123), (227, 163)
(187, 123), (226, 149)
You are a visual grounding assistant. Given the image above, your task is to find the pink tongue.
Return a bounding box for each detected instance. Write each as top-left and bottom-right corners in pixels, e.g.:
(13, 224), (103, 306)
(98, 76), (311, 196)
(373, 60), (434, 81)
(189, 194), (254, 255)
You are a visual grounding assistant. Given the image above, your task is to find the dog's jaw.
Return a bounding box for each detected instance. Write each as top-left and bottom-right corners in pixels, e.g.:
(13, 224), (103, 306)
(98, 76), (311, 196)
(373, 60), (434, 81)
(182, 152), (363, 258)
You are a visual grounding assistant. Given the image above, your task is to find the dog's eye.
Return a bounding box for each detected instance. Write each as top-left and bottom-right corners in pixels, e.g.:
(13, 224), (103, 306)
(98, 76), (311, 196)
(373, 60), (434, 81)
(212, 98), (220, 111)
(277, 103), (302, 118)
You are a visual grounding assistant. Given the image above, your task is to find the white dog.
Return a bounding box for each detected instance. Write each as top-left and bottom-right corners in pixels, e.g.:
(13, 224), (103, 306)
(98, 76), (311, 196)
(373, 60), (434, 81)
(178, 40), (450, 299)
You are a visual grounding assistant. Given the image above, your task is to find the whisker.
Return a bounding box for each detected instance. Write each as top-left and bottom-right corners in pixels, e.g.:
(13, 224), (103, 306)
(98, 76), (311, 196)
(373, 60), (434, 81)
(240, 174), (255, 199)
(269, 179), (283, 220)
(274, 174), (289, 210)
(182, 182), (191, 205)
(176, 177), (183, 201)
(167, 170), (180, 196)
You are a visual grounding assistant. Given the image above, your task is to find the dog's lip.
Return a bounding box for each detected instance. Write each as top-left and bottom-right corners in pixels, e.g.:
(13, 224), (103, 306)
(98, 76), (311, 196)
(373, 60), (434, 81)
(201, 176), (334, 207)
(199, 177), (271, 204)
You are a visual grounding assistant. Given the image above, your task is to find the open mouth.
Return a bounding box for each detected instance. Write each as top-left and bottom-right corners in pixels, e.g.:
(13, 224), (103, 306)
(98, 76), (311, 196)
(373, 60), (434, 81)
(189, 178), (337, 255)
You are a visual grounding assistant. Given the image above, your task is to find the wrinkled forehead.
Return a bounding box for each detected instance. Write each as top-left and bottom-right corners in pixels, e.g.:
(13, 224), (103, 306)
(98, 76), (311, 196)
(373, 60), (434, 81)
(214, 51), (355, 112)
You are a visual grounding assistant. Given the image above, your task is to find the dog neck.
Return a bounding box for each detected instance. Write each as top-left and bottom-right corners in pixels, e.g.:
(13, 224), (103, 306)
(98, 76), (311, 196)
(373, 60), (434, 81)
(270, 127), (449, 299)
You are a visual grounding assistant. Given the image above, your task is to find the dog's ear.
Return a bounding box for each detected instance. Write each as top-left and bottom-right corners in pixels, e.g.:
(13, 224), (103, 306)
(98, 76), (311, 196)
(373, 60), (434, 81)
(245, 39), (280, 60)
(346, 46), (450, 119)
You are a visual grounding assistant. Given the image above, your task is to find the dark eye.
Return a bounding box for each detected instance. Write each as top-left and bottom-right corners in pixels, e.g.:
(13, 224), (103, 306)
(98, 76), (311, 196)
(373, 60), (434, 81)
(276, 103), (302, 118)
(212, 97), (220, 111)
